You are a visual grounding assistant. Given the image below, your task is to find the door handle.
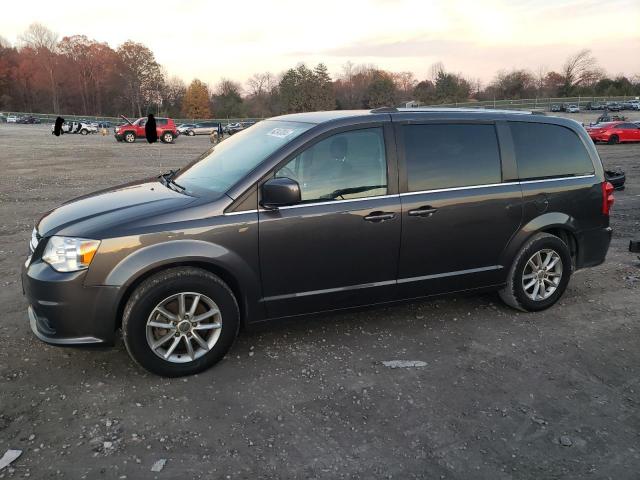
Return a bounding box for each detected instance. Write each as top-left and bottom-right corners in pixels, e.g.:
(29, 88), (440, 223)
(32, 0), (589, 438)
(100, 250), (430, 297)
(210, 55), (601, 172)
(408, 206), (438, 217)
(364, 211), (396, 222)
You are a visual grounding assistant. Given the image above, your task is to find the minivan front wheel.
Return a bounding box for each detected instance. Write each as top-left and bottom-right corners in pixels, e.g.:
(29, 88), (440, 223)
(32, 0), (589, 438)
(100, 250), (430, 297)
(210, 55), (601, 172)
(499, 233), (572, 312)
(122, 267), (240, 377)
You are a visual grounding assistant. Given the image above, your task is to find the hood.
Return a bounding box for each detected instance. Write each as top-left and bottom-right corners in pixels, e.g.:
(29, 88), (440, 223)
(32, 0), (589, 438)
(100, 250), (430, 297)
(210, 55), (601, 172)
(37, 180), (198, 238)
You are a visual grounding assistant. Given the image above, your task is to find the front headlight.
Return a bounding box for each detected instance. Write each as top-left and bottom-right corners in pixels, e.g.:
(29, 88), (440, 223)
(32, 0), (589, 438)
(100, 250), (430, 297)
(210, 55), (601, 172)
(42, 236), (101, 272)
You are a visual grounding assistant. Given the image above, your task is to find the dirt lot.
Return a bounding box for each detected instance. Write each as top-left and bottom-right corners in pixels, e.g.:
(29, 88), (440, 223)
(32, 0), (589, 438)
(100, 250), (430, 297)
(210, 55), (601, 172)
(0, 122), (639, 479)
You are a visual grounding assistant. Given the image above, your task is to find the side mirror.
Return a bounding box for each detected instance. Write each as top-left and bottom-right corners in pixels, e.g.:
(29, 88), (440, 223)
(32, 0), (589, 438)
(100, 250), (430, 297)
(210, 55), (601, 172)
(261, 177), (301, 209)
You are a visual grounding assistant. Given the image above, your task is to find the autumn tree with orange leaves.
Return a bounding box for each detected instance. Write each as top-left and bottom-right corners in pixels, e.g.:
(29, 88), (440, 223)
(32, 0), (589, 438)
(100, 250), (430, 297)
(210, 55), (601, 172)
(182, 79), (211, 119)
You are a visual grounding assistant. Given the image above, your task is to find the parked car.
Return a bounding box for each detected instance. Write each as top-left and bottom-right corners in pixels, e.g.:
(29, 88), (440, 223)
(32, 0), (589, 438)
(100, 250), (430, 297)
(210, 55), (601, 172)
(17, 115), (41, 124)
(550, 104), (561, 112)
(606, 102), (622, 112)
(629, 101), (640, 111)
(224, 122), (241, 133)
(227, 122), (255, 135)
(586, 121), (640, 144)
(97, 121), (112, 128)
(50, 121), (98, 135)
(77, 121), (98, 134)
(6, 115), (18, 123)
(188, 122), (221, 136)
(566, 104), (580, 113)
(177, 123), (198, 135)
(23, 108), (613, 376)
(594, 113), (626, 124)
(114, 116), (178, 143)
(0, 114), (6, 123)
(585, 102), (604, 110)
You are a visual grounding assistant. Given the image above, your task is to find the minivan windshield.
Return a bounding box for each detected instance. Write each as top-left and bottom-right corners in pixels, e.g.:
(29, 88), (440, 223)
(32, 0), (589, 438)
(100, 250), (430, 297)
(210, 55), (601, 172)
(174, 120), (313, 196)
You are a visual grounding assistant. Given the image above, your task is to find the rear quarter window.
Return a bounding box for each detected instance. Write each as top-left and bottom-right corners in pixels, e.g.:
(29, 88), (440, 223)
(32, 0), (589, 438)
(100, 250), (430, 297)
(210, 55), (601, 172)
(510, 122), (594, 180)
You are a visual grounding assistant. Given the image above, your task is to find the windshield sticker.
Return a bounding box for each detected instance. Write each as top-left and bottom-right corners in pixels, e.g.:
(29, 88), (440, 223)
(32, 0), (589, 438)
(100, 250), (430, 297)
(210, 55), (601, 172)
(267, 128), (296, 138)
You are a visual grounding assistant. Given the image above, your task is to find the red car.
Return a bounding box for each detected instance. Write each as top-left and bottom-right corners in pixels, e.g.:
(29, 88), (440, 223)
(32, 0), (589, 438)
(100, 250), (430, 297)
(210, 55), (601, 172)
(586, 121), (640, 144)
(114, 116), (178, 143)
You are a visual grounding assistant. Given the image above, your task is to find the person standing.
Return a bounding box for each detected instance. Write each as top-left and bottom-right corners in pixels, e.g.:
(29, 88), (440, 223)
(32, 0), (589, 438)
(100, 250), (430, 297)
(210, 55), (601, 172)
(53, 116), (65, 136)
(217, 122), (224, 143)
(145, 114), (158, 143)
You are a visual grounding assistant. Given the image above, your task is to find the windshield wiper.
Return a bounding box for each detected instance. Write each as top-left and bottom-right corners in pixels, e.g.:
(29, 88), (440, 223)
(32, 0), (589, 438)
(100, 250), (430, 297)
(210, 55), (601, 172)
(158, 169), (185, 192)
(320, 185), (386, 200)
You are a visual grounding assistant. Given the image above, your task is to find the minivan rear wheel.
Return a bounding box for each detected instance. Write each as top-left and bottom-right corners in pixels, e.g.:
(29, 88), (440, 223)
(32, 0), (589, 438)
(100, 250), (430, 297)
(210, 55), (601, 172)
(499, 233), (572, 312)
(161, 132), (174, 143)
(124, 131), (135, 143)
(122, 267), (240, 377)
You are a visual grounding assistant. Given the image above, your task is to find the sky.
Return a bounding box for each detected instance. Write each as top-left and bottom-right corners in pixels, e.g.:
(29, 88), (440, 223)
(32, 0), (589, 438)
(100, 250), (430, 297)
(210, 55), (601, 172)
(2, 0), (639, 90)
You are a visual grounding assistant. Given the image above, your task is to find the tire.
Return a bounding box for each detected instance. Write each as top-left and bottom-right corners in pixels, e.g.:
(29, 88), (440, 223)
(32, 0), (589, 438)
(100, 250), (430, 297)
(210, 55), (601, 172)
(124, 131), (136, 143)
(607, 135), (619, 145)
(161, 132), (174, 143)
(80, 129), (88, 135)
(122, 267), (240, 377)
(187, 130), (195, 136)
(498, 232), (572, 312)
(605, 170), (626, 190)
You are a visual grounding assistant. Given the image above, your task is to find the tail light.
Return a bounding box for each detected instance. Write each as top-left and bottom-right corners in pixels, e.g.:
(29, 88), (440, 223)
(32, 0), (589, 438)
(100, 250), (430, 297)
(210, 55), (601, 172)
(602, 181), (614, 215)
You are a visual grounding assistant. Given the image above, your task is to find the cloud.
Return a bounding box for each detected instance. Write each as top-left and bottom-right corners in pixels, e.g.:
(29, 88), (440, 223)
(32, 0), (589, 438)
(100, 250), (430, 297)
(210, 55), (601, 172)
(292, 35), (640, 82)
(296, 37), (474, 58)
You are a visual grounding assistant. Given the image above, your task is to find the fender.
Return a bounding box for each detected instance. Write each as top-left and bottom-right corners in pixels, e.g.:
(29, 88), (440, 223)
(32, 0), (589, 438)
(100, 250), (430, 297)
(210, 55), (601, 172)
(94, 239), (264, 324)
(500, 212), (578, 268)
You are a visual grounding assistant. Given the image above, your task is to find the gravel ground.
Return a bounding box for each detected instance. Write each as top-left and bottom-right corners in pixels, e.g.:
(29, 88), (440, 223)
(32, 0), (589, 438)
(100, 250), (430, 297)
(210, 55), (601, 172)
(0, 122), (639, 479)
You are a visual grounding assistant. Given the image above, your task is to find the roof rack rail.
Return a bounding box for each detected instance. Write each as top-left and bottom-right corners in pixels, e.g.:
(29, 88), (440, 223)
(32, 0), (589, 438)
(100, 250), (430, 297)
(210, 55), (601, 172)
(370, 107), (398, 113)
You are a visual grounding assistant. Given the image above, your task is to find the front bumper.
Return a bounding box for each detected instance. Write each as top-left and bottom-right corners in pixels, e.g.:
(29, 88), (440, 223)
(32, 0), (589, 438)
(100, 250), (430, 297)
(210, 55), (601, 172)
(22, 259), (120, 346)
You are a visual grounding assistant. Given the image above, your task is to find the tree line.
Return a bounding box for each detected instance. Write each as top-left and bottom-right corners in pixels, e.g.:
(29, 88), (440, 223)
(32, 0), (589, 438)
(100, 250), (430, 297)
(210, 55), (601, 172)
(1, 23), (639, 119)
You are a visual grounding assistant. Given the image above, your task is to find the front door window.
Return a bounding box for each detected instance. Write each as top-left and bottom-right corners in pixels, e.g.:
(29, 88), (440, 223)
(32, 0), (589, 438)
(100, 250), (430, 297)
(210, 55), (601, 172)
(275, 128), (387, 203)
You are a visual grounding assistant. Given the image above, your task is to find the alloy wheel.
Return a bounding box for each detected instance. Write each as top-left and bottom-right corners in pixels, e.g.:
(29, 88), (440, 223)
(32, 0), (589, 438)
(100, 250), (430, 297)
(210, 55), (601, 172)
(145, 292), (222, 363)
(521, 249), (563, 301)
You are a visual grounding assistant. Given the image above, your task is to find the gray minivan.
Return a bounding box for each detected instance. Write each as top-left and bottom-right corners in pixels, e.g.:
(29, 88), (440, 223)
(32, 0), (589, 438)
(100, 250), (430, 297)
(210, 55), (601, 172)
(190, 121), (221, 136)
(22, 108), (614, 376)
